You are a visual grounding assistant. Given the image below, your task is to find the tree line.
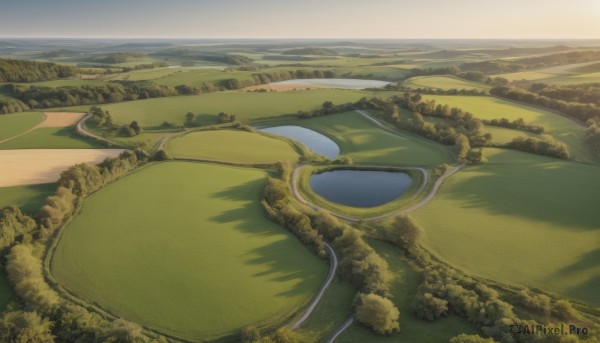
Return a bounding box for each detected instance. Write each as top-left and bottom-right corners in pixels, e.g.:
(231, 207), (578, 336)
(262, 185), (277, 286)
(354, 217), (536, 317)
(261, 164), (400, 335)
(0, 68), (337, 114)
(529, 82), (600, 107)
(0, 58), (78, 83)
(491, 85), (600, 156)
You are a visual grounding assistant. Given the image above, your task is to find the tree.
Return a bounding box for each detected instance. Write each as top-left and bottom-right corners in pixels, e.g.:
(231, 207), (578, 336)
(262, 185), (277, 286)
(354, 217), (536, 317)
(355, 293), (400, 335)
(0, 311), (54, 343)
(450, 333), (497, 343)
(98, 319), (146, 343)
(241, 326), (262, 343)
(185, 112), (196, 126)
(272, 327), (300, 343)
(129, 121), (142, 135)
(386, 216), (422, 248)
(217, 112), (231, 123)
(412, 292), (449, 321)
(552, 299), (580, 321)
(455, 134), (471, 162)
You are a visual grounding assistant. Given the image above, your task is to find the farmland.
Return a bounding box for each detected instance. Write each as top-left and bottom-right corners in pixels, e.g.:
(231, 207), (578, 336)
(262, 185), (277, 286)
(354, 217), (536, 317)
(50, 162), (327, 341)
(167, 130), (300, 164)
(411, 148), (600, 305)
(0, 37), (599, 343)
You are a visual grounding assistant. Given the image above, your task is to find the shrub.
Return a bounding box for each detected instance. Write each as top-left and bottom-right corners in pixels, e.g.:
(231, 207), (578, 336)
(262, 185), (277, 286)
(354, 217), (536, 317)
(354, 293), (400, 335)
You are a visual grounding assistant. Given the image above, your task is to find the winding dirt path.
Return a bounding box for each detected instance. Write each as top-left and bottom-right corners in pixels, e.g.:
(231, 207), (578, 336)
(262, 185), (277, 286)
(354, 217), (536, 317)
(325, 316), (354, 343)
(290, 242), (338, 330)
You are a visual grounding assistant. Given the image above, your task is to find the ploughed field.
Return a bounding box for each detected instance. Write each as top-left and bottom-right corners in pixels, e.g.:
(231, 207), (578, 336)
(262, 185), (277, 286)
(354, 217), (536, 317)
(50, 162), (327, 341)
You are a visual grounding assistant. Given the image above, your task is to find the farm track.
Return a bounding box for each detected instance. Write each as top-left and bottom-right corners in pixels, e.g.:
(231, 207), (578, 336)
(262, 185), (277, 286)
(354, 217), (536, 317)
(0, 112), (48, 144)
(290, 242), (338, 330)
(76, 113), (125, 147)
(325, 315), (354, 343)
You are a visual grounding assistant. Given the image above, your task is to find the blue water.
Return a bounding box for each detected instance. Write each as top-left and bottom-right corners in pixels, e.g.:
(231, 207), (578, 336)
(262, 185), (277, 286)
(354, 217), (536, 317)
(310, 170), (412, 208)
(260, 125), (340, 159)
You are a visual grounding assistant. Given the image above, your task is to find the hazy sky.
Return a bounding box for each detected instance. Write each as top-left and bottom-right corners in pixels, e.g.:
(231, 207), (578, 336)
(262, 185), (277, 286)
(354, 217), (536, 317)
(1, 0), (599, 39)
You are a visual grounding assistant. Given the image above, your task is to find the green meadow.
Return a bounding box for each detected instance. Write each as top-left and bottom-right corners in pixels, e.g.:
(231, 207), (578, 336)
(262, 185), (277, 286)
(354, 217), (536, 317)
(51, 162), (327, 341)
(403, 75), (491, 92)
(167, 129), (300, 164)
(0, 127), (102, 149)
(0, 183), (55, 213)
(0, 112), (45, 142)
(279, 111), (454, 166)
(69, 89), (397, 128)
(411, 148), (600, 305)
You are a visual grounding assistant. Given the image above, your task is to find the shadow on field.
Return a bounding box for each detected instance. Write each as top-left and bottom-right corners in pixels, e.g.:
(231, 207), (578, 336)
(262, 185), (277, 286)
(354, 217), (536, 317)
(193, 114), (217, 126)
(446, 151), (600, 230)
(551, 248), (600, 305)
(208, 179), (324, 297)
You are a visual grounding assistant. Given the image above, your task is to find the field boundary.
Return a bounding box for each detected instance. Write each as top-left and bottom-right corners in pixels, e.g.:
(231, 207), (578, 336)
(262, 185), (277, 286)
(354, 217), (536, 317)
(0, 112), (47, 144)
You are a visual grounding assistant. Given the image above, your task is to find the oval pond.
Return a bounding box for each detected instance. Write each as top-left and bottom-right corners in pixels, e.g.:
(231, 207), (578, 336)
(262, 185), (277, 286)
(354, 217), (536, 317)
(310, 169), (413, 208)
(259, 125), (340, 159)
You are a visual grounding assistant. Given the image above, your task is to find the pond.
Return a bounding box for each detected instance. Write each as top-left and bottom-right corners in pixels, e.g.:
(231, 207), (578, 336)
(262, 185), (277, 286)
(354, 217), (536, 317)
(259, 125), (340, 159)
(310, 169), (412, 208)
(269, 78), (392, 89)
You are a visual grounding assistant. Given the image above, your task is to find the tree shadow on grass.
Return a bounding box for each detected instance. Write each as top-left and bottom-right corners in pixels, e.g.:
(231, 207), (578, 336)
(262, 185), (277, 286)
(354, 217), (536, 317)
(208, 177), (327, 298)
(444, 151), (600, 231)
(548, 248), (600, 305)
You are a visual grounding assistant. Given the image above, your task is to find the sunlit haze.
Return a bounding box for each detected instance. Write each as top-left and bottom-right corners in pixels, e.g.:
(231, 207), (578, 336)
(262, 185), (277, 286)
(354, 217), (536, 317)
(1, 0), (599, 39)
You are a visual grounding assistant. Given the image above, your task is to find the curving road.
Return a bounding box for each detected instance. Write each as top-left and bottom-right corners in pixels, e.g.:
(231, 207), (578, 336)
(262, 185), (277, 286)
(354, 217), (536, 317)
(76, 113), (120, 147)
(325, 316), (355, 343)
(290, 242), (338, 330)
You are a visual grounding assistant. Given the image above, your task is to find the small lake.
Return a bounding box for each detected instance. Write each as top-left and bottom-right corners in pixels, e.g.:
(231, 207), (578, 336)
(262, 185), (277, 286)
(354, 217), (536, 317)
(259, 125), (340, 159)
(269, 78), (392, 90)
(310, 170), (412, 208)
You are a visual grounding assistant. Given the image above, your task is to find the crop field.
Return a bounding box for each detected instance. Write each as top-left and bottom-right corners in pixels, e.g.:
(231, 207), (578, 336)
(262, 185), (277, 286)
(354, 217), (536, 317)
(493, 61), (600, 84)
(403, 76), (491, 92)
(421, 95), (596, 163)
(0, 127), (102, 149)
(279, 111), (454, 166)
(0, 183), (55, 213)
(338, 241), (477, 343)
(77, 89), (398, 128)
(411, 148), (600, 305)
(0, 149), (123, 187)
(51, 162), (327, 340)
(167, 129), (300, 164)
(0, 112), (45, 142)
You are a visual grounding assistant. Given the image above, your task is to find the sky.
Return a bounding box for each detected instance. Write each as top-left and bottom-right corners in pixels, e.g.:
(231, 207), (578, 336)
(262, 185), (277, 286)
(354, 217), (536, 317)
(0, 0), (599, 39)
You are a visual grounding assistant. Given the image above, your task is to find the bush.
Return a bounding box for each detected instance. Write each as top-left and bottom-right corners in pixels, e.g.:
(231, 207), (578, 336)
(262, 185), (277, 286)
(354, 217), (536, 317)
(450, 333), (497, 343)
(0, 310), (54, 342)
(354, 293), (400, 335)
(385, 216), (422, 248)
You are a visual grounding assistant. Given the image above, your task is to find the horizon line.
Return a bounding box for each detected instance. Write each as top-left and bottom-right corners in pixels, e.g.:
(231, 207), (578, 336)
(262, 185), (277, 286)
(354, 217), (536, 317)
(1, 37), (600, 41)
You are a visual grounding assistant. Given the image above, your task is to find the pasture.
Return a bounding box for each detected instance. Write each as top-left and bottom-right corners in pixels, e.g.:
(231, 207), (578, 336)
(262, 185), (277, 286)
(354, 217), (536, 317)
(50, 162), (327, 341)
(280, 111), (454, 166)
(0, 149), (123, 187)
(0, 127), (102, 149)
(421, 95), (596, 163)
(0, 112), (45, 142)
(493, 60), (600, 84)
(0, 183), (55, 213)
(411, 148), (600, 305)
(167, 129), (300, 164)
(403, 76), (491, 92)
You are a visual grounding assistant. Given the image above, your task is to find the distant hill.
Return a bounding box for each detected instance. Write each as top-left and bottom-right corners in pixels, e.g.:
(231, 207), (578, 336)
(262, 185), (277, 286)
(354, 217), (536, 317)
(282, 47), (337, 56)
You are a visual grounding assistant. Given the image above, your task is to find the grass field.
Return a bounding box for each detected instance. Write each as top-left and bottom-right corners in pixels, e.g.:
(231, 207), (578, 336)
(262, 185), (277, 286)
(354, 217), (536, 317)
(74, 89), (398, 129)
(493, 61), (600, 85)
(0, 183), (55, 213)
(403, 76), (491, 92)
(277, 111), (454, 166)
(421, 95), (596, 163)
(51, 162), (327, 341)
(167, 130), (300, 164)
(0, 112), (45, 142)
(0, 127), (102, 149)
(338, 240), (476, 342)
(411, 148), (600, 305)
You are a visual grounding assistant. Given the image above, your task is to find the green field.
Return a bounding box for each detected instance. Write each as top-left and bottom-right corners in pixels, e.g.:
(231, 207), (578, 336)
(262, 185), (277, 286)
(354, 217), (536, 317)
(0, 112), (45, 142)
(167, 129), (300, 164)
(51, 162), (327, 341)
(483, 126), (538, 145)
(278, 111), (454, 166)
(0, 127), (102, 149)
(0, 268), (13, 313)
(412, 148), (600, 305)
(492, 61), (600, 85)
(338, 240), (476, 342)
(421, 95), (596, 163)
(403, 76), (491, 92)
(0, 183), (55, 213)
(78, 89), (398, 128)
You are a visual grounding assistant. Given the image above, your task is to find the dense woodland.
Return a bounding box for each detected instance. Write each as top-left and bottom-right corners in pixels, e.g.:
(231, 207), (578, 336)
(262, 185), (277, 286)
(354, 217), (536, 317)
(0, 58), (78, 83)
